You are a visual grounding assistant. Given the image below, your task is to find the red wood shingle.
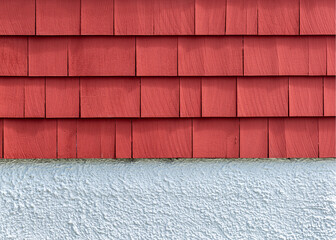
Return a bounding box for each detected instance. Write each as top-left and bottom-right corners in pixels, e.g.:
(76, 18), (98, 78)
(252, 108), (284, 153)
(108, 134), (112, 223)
(195, 0), (226, 35)
(226, 0), (257, 35)
(136, 37), (177, 76)
(0, 37), (27, 76)
(193, 118), (239, 158)
(308, 37), (327, 76)
(319, 118), (336, 158)
(300, 0), (335, 35)
(0, 0), (35, 35)
(0, 78), (24, 117)
(81, 0), (114, 35)
(69, 37), (135, 76)
(0, 120), (2, 158)
(202, 77), (236, 117)
(133, 119), (192, 158)
(4, 119), (56, 159)
(141, 77), (179, 117)
(178, 37), (243, 76)
(116, 120), (132, 159)
(28, 37), (67, 76)
(327, 37), (335, 76)
(46, 77), (79, 118)
(269, 118), (318, 158)
(81, 77), (140, 118)
(57, 119), (77, 158)
(289, 77), (323, 117)
(36, 0), (80, 35)
(25, 78), (45, 118)
(237, 77), (288, 117)
(180, 77), (201, 117)
(240, 118), (268, 158)
(324, 77), (336, 116)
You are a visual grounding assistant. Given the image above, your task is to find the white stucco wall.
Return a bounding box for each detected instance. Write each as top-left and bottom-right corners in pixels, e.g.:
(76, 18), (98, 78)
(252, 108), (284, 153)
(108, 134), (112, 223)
(0, 159), (335, 239)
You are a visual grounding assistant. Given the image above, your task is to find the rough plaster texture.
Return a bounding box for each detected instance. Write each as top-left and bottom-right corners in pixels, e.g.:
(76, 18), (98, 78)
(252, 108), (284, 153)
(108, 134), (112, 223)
(0, 159), (335, 239)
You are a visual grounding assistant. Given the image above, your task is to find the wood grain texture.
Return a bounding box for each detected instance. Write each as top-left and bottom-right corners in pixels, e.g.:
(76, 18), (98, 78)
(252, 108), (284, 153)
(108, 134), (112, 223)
(116, 119), (132, 158)
(300, 0), (335, 35)
(136, 37), (177, 76)
(324, 77), (336, 116)
(141, 77), (179, 117)
(319, 118), (336, 158)
(0, 37), (27, 76)
(289, 77), (323, 116)
(77, 119), (116, 158)
(133, 119), (192, 158)
(226, 0), (257, 34)
(0, 0), (35, 35)
(114, 0), (154, 35)
(57, 119), (77, 158)
(81, 77), (140, 118)
(244, 37), (309, 75)
(69, 37), (135, 76)
(308, 37), (327, 76)
(36, 0), (80, 35)
(81, 0), (114, 35)
(258, 0), (299, 35)
(202, 77), (236, 117)
(25, 78), (45, 118)
(327, 37), (335, 76)
(240, 118), (268, 158)
(178, 37), (243, 76)
(180, 77), (201, 117)
(195, 0), (226, 35)
(193, 118), (239, 158)
(46, 77), (79, 118)
(237, 77), (288, 117)
(28, 37), (67, 76)
(4, 119), (56, 159)
(0, 78), (24, 117)
(269, 118), (318, 158)
(154, 0), (194, 35)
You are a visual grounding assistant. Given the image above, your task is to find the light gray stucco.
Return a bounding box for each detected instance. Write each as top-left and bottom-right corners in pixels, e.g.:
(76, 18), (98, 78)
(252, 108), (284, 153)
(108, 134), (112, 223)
(0, 159), (335, 240)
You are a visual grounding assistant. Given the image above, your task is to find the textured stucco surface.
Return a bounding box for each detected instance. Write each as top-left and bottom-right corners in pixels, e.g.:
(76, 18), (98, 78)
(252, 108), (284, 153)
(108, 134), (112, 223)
(0, 159), (335, 240)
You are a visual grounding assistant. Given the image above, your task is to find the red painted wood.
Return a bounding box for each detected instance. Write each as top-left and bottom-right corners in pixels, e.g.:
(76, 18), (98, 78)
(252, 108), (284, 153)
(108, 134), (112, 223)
(0, 120), (2, 158)
(226, 0), (257, 34)
(154, 0), (194, 35)
(308, 37), (327, 76)
(202, 77), (236, 117)
(258, 0), (299, 35)
(58, 119), (77, 158)
(4, 119), (56, 159)
(0, 78), (24, 117)
(300, 0), (335, 35)
(289, 77), (323, 116)
(133, 119), (192, 158)
(36, 0), (80, 35)
(25, 78), (45, 118)
(178, 37), (243, 76)
(0, 0), (35, 35)
(319, 118), (336, 158)
(0, 37), (27, 76)
(195, 0), (226, 35)
(77, 120), (115, 158)
(141, 77), (179, 117)
(324, 77), (336, 116)
(327, 37), (335, 76)
(193, 119), (239, 158)
(28, 37), (67, 76)
(269, 118), (318, 158)
(137, 37), (177, 76)
(81, 77), (140, 118)
(116, 120), (132, 158)
(69, 37), (135, 76)
(244, 37), (309, 76)
(240, 118), (268, 158)
(115, 0), (154, 35)
(46, 77), (79, 118)
(180, 77), (201, 117)
(81, 0), (114, 35)
(237, 77), (288, 117)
